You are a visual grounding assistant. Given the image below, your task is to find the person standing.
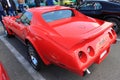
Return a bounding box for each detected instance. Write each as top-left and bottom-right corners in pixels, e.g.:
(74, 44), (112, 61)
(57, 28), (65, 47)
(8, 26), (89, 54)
(34, 0), (41, 7)
(76, 0), (81, 5)
(46, 0), (54, 6)
(0, 0), (6, 25)
(46, 0), (58, 6)
(3, 0), (17, 16)
(18, 0), (28, 13)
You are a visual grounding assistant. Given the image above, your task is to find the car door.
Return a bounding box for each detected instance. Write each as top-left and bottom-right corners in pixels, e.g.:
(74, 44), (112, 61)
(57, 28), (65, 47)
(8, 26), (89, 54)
(79, 2), (102, 17)
(13, 11), (32, 40)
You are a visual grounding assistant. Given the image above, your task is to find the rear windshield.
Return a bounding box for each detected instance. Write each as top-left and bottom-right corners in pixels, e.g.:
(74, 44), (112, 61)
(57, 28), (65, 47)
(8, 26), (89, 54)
(42, 10), (74, 22)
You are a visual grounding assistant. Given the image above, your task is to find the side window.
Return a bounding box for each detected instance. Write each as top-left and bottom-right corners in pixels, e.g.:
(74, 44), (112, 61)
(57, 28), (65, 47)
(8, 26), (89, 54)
(80, 2), (102, 10)
(80, 2), (95, 10)
(20, 11), (32, 25)
(93, 2), (102, 10)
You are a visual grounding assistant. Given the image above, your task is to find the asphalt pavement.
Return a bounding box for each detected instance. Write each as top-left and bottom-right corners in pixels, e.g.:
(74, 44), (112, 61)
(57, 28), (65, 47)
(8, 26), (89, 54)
(0, 23), (34, 80)
(0, 22), (120, 80)
(0, 39), (34, 80)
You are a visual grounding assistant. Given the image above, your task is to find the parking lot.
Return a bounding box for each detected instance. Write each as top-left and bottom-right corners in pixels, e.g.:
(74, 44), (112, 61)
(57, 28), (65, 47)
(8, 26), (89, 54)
(0, 23), (120, 80)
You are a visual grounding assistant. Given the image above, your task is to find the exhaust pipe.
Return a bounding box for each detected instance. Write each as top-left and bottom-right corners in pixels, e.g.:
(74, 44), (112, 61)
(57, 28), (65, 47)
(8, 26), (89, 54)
(83, 69), (91, 76)
(86, 69), (91, 74)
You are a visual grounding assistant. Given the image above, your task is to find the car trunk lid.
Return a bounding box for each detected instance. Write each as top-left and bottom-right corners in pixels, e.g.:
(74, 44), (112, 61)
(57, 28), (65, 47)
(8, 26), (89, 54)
(47, 17), (113, 49)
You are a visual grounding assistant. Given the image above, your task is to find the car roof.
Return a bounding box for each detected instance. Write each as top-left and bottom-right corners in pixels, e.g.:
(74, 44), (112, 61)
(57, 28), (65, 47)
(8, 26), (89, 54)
(27, 6), (71, 14)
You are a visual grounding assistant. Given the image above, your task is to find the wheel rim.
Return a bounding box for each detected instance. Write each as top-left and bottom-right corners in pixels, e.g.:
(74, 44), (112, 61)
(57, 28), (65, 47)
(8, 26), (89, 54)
(4, 30), (8, 35)
(30, 54), (38, 66)
(28, 45), (38, 66)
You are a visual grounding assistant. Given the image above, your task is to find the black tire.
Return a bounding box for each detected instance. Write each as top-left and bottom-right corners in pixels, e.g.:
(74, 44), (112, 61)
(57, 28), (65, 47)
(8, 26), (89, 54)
(3, 23), (13, 38)
(27, 42), (44, 71)
(4, 28), (12, 38)
(106, 18), (120, 34)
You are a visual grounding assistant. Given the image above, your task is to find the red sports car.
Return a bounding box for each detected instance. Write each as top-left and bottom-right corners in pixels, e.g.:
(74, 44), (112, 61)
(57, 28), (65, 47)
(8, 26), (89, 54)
(3, 6), (116, 76)
(0, 62), (10, 80)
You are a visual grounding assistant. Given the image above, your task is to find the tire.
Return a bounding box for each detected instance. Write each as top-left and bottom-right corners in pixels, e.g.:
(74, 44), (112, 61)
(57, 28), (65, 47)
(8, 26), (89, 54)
(106, 18), (120, 34)
(4, 28), (12, 38)
(27, 42), (44, 71)
(3, 23), (13, 38)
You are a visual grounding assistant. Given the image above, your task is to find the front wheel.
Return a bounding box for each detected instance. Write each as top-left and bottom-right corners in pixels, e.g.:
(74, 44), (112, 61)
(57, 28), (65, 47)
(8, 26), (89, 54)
(106, 18), (120, 34)
(27, 42), (44, 71)
(4, 28), (12, 38)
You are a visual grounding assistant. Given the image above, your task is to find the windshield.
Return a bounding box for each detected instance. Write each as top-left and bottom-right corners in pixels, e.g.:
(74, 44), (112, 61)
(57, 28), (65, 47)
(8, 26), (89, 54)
(42, 10), (74, 22)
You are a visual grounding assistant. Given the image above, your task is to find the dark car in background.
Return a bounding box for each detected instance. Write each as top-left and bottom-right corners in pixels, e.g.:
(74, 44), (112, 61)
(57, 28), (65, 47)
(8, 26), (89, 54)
(77, 0), (120, 33)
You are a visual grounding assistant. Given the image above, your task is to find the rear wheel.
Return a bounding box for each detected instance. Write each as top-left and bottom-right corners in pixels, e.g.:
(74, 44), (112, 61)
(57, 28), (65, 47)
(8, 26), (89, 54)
(27, 42), (44, 71)
(106, 18), (120, 34)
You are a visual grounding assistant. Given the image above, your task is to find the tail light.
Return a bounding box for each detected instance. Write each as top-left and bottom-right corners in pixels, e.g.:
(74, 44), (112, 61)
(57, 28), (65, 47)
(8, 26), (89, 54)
(87, 46), (95, 57)
(78, 51), (87, 63)
(108, 32), (113, 39)
(111, 29), (116, 35)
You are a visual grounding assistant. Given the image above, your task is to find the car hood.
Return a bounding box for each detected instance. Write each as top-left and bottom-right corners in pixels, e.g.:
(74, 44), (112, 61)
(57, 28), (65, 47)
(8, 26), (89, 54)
(48, 17), (113, 49)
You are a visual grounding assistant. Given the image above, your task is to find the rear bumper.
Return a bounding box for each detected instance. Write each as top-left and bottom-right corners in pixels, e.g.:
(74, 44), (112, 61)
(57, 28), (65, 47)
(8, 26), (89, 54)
(76, 46), (111, 76)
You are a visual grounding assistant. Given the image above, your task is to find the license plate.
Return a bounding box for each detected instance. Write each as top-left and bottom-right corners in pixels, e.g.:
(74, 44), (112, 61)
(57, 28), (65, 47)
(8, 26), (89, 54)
(100, 50), (107, 59)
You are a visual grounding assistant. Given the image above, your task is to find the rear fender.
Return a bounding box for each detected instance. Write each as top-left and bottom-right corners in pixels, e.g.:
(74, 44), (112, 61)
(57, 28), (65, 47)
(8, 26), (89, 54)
(25, 36), (51, 65)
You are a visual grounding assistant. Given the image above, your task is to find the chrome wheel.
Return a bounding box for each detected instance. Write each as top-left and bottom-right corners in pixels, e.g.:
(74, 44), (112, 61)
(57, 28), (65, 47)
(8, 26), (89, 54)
(28, 43), (38, 68)
(31, 56), (38, 66)
(27, 42), (44, 71)
(4, 30), (8, 35)
(29, 48), (38, 66)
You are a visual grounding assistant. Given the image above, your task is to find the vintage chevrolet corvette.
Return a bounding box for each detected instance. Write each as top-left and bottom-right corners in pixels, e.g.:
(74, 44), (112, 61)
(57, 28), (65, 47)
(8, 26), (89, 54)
(2, 6), (116, 76)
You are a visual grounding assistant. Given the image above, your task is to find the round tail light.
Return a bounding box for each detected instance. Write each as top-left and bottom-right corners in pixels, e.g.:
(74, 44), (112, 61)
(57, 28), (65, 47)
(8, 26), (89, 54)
(78, 51), (87, 63)
(87, 46), (95, 57)
(108, 32), (113, 39)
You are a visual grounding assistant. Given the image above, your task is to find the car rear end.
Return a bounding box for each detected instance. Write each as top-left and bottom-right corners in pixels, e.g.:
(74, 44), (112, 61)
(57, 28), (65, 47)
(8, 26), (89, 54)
(34, 6), (117, 76)
(73, 22), (117, 76)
